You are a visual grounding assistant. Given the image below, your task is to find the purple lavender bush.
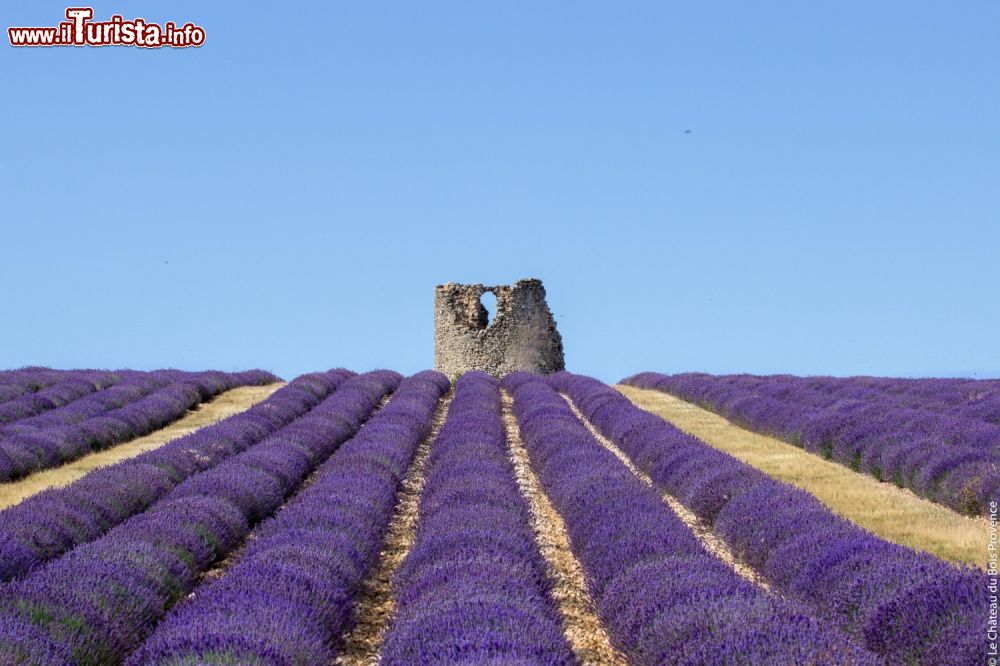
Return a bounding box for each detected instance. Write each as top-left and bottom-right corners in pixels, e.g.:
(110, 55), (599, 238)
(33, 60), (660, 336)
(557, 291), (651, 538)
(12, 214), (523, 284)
(507, 372), (878, 665)
(625, 372), (1000, 515)
(0, 369), (350, 582)
(0, 368), (70, 405)
(127, 371), (448, 665)
(0, 370), (120, 425)
(0, 369), (279, 483)
(696, 374), (1000, 423)
(0, 370), (399, 665)
(0, 371), (173, 432)
(381, 372), (576, 665)
(558, 372), (984, 665)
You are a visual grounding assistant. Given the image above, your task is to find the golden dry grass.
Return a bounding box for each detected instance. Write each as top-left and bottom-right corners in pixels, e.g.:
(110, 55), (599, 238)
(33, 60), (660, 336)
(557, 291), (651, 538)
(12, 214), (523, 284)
(503, 391), (627, 666)
(617, 385), (987, 568)
(0, 383), (284, 510)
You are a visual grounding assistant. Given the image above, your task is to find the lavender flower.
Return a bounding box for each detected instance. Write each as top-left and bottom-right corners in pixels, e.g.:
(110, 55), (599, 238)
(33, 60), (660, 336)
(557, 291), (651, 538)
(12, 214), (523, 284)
(0, 371), (399, 665)
(127, 371), (448, 665)
(563, 371), (983, 665)
(0, 369), (350, 582)
(508, 373), (878, 665)
(0, 369), (279, 483)
(624, 372), (1000, 514)
(381, 372), (576, 665)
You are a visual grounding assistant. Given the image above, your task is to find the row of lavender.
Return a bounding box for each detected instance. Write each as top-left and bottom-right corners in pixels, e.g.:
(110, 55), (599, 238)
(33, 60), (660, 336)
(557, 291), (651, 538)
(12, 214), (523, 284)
(0, 370), (401, 664)
(1, 370), (272, 433)
(753, 374), (1000, 423)
(0, 368), (979, 663)
(381, 373), (574, 663)
(83, 373), (574, 664)
(129, 371), (449, 664)
(0, 368), (81, 404)
(131, 373), (878, 663)
(0, 369), (350, 582)
(2, 371), (181, 433)
(561, 372), (980, 664)
(506, 373), (878, 664)
(626, 372), (1000, 514)
(2, 371), (281, 478)
(0, 369), (121, 423)
(0, 369), (279, 483)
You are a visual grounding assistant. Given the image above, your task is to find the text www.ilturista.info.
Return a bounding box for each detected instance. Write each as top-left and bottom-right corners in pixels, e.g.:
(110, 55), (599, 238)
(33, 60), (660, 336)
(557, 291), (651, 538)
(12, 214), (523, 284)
(8, 8), (205, 48)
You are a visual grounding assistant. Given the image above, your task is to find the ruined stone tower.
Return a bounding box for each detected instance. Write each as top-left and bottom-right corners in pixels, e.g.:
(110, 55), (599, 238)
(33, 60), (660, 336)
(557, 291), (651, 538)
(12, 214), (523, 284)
(434, 278), (565, 378)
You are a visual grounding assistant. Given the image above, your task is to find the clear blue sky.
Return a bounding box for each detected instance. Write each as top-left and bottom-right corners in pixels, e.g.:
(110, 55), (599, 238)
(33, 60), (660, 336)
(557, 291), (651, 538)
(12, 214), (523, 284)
(2, 2), (997, 381)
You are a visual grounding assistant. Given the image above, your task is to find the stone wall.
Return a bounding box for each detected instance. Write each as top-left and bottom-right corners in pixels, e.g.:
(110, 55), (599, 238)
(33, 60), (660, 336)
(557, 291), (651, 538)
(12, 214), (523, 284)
(434, 278), (565, 378)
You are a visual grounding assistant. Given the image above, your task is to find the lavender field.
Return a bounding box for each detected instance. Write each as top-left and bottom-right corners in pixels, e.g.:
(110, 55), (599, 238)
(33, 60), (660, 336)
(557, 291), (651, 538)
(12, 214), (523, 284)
(625, 372), (1000, 516)
(0, 368), (984, 665)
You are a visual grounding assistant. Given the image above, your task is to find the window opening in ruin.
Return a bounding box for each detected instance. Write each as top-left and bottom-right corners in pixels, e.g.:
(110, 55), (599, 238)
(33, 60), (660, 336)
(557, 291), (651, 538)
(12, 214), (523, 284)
(480, 291), (498, 327)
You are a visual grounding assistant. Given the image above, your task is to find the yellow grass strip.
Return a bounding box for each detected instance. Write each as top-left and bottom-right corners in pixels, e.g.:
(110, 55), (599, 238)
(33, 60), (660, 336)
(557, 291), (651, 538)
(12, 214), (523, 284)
(617, 384), (987, 568)
(563, 395), (771, 590)
(502, 391), (627, 666)
(0, 383), (284, 510)
(335, 391), (452, 666)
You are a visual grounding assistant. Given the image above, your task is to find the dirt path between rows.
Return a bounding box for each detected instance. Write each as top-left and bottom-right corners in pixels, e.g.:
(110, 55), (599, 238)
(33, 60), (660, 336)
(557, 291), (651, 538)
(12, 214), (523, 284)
(563, 395), (771, 590)
(617, 384), (986, 568)
(0, 383), (284, 510)
(335, 391), (452, 666)
(504, 391), (626, 666)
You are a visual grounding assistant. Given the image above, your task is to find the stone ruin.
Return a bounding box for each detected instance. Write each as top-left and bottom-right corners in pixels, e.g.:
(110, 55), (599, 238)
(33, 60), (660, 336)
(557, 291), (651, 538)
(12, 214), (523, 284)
(434, 278), (565, 378)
